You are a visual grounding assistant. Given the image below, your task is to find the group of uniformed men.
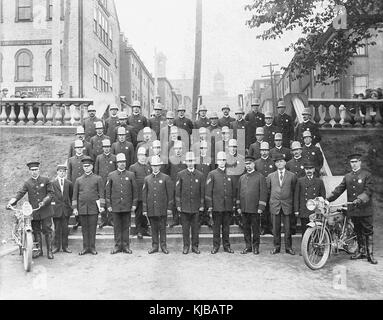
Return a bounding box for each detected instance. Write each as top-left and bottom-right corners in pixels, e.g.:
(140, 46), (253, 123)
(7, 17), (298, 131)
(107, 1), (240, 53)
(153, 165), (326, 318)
(7, 99), (377, 264)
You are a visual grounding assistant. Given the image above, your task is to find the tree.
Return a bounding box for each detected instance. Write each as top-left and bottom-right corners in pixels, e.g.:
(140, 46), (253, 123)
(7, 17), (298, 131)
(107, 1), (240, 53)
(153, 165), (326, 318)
(245, 0), (383, 84)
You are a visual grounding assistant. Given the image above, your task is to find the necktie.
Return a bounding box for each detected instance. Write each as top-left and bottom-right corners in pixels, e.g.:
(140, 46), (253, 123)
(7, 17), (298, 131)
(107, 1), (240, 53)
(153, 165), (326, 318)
(279, 171), (284, 186)
(60, 179), (64, 194)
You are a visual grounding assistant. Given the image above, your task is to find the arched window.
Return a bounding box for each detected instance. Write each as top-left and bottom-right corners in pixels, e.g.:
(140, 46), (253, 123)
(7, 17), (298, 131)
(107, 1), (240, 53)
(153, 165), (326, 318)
(46, 49), (52, 81)
(15, 49), (33, 81)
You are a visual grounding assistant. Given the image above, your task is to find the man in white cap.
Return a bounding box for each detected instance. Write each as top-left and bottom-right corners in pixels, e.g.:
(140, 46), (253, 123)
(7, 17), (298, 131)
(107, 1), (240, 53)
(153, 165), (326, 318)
(230, 108), (249, 149)
(270, 133), (292, 162)
(294, 107), (321, 145)
(105, 104), (120, 143)
(51, 164), (73, 254)
(127, 100), (148, 142)
(194, 105), (210, 129)
(83, 104), (102, 142)
(286, 141), (306, 179)
(248, 127), (265, 160)
(90, 121), (110, 161)
(135, 127), (153, 158)
(301, 130), (323, 176)
(106, 153), (138, 254)
(216, 126), (231, 155)
(245, 99), (265, 146)
(68, 126), (92, 158)
(218, 105), (235, 128)
(129, 147), (153, 239)
(111, 127), (135, 168)
(175, 151), (205, 254)
(159, 110), (176, 144)
(174, 105), (193, 136)
(114, 111), (135, 147)
(142, 156), (173, 254)
(273, 100), (294, 148)
(263, 111), (279, 148)
(149, 103), (166, 139)
(207, 112), (219, 131)
(95, 139), (117, 228)
(206, 151), (236, 254)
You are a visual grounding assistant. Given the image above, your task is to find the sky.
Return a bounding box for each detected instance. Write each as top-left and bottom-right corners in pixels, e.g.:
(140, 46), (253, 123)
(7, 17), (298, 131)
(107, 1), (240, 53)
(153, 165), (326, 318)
(115, 0), (302, 96)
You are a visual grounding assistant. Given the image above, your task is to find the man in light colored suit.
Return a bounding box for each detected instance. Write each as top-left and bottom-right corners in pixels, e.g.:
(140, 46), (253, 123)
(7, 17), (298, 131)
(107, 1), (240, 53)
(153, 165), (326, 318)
(266, 153), (297, 255)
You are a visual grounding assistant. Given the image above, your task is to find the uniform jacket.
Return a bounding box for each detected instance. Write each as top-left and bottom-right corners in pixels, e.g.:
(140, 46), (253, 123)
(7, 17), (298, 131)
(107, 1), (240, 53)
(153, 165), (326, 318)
(248, 141), (263, 160)
(237, 171), (267, 214)
(164, 161), (187, 183)
(142, 172), (173, 217)
(83, 116), (102, 141)
(286, 157), (306, 178)
(294, 121), (321, 145)
(294, 176), (326, 217)
(327, 169), (373, 217)
(195, 156), (215, 180)
(175, 169), (205, 213)
(67, 154), (85, 183)
(13, 176), (54, 220)
(105, 116), (120, 143)
(105, 169), (138, 212)
(205, 168), (236, 212)
(72, 173), (105, 215)
(226, 152), (246, 192)
(95, 153), (117, 185)
(263, 124), (280, 149)
(273, 113), (294, 148)
(51, 178), (73, 218)
(112, 125), (134, 146)
(90, 134), (111, 161)
(302, 144), (323, 170)
(194, 117), (210, 129)
(230, 119), (249, 148)
(266, 169), (297, 216)
(68, 140), (92, 159)
(245, 111), (265, 145)
(149, 115), (166, 140)
(218, 116), (235, 128)
(270, 146), (292, 162)
(129, 162), (152, 201)
(255, 157), (276, 177)
(111, 140), (135, 168)
(174, 117), (194, 135)
(127, 114), (148, 136)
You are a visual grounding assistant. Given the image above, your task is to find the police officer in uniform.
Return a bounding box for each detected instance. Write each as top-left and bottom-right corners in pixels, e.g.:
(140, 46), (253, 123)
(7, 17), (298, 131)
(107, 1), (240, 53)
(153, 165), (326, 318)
(206, 151), (236, 254)
(127, 100), (148, 147)
(135, 127), (154, 158)
(83, 105), (102, 142)
(8, 161), (55, 259)
(106, 153), (138, 254)
(327, 153), (377, 264)
(105, 104), (120, 143)
(270, 133), (292, 162)
(208, 112), (220, 164)
(286, 141), (306, 178)
(149, 103), (166, 140)
(68, 126), (92, 158)
(142, 156), (174, 254)
(218, 105), (235, 128)
(111, 127), (135, 169)
(194, 105), (210, 129)
(90, 121), (110, 161)
(113, 112), (135, 147)
(159, 111), (176, 144)
(245, 99), (265, 146)
(301, 130), (323, 176)
(72, 156), (105, 255)
(273, 101), (294, 148)
(248, 127), (265, 160)
(294, 108), (321, 146)
(174, 105), (194, 136)
(263, 111), (279, 148)
(230, 108), (248, 149)
(175, 152), (205, 254)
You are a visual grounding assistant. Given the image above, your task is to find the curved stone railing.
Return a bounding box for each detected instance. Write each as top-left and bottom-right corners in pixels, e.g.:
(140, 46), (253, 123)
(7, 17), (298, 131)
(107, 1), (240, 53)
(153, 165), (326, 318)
(0, 98), (93, 126)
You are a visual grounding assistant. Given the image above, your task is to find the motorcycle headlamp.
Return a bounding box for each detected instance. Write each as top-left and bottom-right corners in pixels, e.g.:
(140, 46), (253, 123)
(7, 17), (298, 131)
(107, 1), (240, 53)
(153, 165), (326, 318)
(306, 199), (317, 211)
(22, 202), (33, 217)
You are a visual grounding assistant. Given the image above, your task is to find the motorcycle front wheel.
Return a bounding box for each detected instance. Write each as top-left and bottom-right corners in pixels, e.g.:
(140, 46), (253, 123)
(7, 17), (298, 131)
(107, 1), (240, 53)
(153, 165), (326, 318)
(301, 226), (331, 270)
(23, 231), (33, 272)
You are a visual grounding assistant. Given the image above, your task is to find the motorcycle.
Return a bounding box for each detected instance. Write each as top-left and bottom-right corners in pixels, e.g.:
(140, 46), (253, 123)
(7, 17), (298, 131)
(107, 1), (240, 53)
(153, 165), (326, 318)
(6, 202), (41, 272)
(301, 197), (358, 270)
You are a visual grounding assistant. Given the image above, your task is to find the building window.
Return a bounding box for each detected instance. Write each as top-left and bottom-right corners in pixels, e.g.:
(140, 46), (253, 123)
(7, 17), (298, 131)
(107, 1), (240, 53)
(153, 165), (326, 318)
(99, 0), (108, 11)
(354, 44), (367, 57)
(47, 0), (52, 19)
(94, 6), (112, 50)
(93, 60), (98, 89)
(93, 59), (111, 93)
(1, 0), (3, 23)
(15, 49), (33, 81)
(45, 49), (52, 81)
(16, 0), (33, 22)
(353, 75), (368, 95)
(0, 52), (3, 82)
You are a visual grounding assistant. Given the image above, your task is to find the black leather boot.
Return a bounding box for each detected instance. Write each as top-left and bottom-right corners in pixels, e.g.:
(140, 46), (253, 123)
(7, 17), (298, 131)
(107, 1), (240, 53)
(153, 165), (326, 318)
(46, 234), (54, 259)
(33, 232), (43, 258)
(351, 233), (364, 260)
(366, 235), (378, 265)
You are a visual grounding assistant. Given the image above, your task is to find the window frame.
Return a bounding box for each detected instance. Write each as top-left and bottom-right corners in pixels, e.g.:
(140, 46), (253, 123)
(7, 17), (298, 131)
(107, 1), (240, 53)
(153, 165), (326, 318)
(15, 49), (33, 82)
(45, 49), (52, 81)
(353, 75), (369, 95)
(354, 43), (368, 57)
(0, 52), (3, 82)
(15, 0), (33, 22)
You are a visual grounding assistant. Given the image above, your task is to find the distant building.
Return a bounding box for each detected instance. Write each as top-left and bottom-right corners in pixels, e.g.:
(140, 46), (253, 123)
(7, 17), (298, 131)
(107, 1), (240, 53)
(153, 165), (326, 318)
(157, 77), (179, 112)
(170, 77), (193, 115)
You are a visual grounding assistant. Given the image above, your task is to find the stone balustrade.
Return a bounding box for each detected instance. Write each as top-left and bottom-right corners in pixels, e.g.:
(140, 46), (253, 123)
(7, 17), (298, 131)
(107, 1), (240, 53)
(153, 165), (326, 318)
(0, 98), (93, 126)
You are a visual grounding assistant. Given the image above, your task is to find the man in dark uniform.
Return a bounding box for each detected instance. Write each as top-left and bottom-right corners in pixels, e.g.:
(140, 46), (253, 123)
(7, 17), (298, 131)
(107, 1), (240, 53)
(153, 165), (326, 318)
(113, 112), (135, 147)
(237, 156), (267, 255)
(174, 105), (193, 136)
(273, 101), (294, 148)
(142, 156), (174, 254)
(206, 151), (236, 254)
(159, 110), (176, 144)
(83, 104), (102, 142)
(294, 108), (321, 146)
(106, 153), (138, 254)
(129, 147), (152, 239)
(90, 121), (110, 162)
(8, 161), (55, 259)
(301, 130), (323, 176)
(135, 127), (154, 158)
(68, 126), (92, 158)
(72, 157), (105, 255)
(294, 161), (326, 237)
(149, 103), (166, 140)
(263, 111), (279, 149)
(95, 139), (117, 228)
(127, 100), (148, 148)
(245, 99), (265, 146)
(230, 108), (248, 149)
(270, 133), (292, 162)
(111, 127), (135, 169)
(218, 105), (235, 128)
(248, 127), (265, 160)
(51, 165), (73, 254)
(327, 153), (377, 264)
(286, 141), (306, 178)
(194, 105), (210, 129)
(104, 104), (120, 143)
(175, 152), (205, 254)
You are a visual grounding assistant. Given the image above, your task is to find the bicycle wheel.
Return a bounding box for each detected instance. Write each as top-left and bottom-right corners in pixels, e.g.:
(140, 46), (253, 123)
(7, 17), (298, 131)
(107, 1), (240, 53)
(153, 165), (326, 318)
(23, 231), (33, 272)
(343, 221), (358, 254)
(301, 226), (331, 270)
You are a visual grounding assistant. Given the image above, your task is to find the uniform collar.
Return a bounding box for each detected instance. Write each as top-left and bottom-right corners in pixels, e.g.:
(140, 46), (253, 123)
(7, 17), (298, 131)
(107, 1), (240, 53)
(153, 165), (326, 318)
(294, 156), (302, 160)
(305, 143), (312, 148)
(352, 169), (361, 174)
(117, 169), (126, 174)
(187, 168), (195, 174)
(247, 169), (255, 175)
(152, 171), (161, 177)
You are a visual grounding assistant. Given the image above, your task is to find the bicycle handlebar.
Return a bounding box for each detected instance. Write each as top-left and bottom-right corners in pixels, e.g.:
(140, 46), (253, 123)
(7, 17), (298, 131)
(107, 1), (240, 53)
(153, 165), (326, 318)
(6, 204), (42, 212)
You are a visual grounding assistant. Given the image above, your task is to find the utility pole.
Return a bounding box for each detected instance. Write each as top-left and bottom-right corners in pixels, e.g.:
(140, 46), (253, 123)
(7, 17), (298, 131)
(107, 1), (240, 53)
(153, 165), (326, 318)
(192, 0), (202, 121)
(262, 62), (279, 109)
